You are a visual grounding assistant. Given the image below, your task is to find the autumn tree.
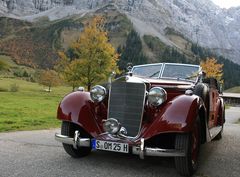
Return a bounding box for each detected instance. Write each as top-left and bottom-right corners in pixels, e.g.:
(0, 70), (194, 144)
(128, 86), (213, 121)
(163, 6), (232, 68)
(56, 16), (119, 91)
(39, 70), (61, 92)
(56, 57), (82, 91)
(200, 57), (223, 83)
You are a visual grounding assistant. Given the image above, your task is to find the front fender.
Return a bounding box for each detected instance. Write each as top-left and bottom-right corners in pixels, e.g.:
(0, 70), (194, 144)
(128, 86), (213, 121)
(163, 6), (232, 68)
(141, 94), (204, 139)
(57, 92), (102, 137)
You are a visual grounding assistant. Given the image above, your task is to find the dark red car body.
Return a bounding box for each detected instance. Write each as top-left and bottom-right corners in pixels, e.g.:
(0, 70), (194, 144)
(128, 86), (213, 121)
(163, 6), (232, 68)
(55, 63), (225, 176)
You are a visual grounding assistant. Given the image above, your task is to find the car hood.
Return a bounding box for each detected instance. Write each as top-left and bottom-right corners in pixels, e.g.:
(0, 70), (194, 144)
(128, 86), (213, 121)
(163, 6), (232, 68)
(124, 75), (194, 89)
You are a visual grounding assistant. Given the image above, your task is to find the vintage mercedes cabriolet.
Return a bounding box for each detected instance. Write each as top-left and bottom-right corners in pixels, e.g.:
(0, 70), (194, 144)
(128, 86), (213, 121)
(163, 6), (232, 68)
(55, 63), (225, 176)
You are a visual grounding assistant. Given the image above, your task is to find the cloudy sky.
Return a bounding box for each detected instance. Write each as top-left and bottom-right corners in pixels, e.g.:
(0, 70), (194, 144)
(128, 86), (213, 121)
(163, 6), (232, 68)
(211, 0), (240, 8)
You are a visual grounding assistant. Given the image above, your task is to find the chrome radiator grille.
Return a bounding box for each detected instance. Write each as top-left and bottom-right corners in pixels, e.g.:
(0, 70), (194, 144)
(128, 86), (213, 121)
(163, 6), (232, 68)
(108, 81), (146, 137)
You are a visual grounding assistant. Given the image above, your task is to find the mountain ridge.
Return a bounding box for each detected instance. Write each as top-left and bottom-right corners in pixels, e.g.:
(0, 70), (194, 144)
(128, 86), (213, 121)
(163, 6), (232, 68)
(0, 0), (239, 64)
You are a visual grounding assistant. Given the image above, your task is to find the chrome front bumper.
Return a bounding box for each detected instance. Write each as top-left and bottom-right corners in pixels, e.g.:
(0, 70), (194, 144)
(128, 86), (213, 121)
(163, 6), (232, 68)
(55, 131), (90, 149)
(55, 131), (185, 159)
(132, 146), (185, 159)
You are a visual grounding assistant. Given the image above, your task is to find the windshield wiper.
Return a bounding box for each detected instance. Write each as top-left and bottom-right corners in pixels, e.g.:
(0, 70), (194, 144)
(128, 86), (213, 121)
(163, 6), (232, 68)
(185, 72), (199, 80)
(149, 71), (160, 78)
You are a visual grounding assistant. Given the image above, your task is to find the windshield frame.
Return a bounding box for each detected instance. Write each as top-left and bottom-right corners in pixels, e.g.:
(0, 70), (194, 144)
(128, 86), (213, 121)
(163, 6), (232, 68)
(132, 63), (201, 83)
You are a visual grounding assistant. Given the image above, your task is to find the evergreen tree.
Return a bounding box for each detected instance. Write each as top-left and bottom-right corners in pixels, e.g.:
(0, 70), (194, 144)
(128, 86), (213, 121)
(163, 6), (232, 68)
(160, 47), (187, 63)
(118, 30), (147, 70)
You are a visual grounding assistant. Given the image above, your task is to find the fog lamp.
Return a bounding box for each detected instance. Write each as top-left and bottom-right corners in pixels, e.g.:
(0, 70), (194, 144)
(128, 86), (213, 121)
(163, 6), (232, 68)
(103, 118), (121, 134)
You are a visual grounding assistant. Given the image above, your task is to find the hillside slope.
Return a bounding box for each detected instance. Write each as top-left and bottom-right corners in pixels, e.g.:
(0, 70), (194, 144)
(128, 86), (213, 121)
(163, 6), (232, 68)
(0, 0), (240, 64)
(0, 6), (133, 68)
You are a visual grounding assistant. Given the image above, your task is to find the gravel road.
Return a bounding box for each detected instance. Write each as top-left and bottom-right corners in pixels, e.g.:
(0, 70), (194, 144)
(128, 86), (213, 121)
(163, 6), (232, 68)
(0, 108), (239, 177)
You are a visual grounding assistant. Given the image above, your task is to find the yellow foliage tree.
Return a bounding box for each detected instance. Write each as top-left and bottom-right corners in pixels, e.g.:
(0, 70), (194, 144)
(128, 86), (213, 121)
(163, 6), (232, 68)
(63, 60), (83, 90)
(200, 57), (223, 83)
(56, 16), (119, 91)
(39, 70), (61, 92)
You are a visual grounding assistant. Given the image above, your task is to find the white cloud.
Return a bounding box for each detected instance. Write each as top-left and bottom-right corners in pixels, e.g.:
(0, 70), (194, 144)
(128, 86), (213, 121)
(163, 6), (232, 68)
(211, 0), (240, 8)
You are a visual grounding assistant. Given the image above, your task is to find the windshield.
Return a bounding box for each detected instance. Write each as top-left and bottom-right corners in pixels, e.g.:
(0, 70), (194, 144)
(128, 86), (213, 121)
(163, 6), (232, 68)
(132, 63), (200, 82)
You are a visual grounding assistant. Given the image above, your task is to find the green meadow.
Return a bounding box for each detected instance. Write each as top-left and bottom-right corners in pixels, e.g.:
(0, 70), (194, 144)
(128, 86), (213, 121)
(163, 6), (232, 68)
(0, 78), (72, 132)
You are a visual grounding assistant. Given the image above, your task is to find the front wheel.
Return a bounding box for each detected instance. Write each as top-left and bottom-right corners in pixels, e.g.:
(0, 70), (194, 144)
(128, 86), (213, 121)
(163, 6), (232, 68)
(61, 121), (92, 158)
(175, 118), (200, 176)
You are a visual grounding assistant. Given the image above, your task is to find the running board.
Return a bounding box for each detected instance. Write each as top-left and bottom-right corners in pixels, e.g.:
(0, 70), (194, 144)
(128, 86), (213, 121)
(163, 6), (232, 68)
(209, 126), (222, 139)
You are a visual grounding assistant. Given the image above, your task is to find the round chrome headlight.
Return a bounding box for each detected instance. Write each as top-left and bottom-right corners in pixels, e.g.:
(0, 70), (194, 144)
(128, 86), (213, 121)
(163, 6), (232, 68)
(148, 87), (167, 106)
(103, 118), (121, 134)
(90, 85), (106, 102)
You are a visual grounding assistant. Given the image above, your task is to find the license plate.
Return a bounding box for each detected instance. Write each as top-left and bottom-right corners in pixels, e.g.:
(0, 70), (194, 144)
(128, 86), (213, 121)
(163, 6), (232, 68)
(92, 140), (129, 153)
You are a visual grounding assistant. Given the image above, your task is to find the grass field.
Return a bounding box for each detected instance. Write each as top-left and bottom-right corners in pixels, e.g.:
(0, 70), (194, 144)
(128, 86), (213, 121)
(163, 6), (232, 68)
(0, 77), (72, 132)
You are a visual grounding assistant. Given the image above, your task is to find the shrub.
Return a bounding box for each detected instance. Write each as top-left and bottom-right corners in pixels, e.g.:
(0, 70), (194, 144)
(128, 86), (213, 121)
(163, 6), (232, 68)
(22, 70), (29, 77)
(13, 69), (23, 77)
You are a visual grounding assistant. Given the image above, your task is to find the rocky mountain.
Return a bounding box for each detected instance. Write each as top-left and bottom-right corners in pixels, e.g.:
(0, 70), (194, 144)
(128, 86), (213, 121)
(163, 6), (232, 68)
(0, 0), (240, 64)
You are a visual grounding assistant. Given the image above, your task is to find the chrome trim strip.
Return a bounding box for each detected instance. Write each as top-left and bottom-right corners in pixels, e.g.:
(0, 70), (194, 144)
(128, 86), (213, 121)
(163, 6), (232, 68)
(160, 63), (166, 78)
(158, 85), (193, 89)
(55, 133), (91, 147)
(137, 83), (147, 138)
(139, 138), (145, 159)
(132, 146), (185, 157)
(106, 75), (113, 123)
